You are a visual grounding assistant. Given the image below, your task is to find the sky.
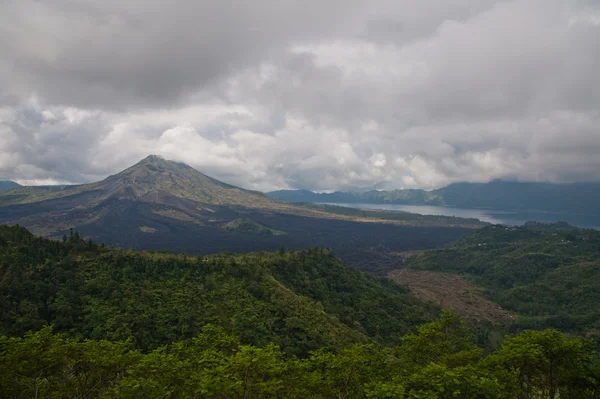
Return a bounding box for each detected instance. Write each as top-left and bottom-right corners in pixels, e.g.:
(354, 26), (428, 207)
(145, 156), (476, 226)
(1, 0), (599, 191)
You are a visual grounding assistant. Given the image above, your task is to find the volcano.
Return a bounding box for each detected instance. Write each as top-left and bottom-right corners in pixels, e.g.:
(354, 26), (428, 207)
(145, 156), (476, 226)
(0, 156), (472, 273)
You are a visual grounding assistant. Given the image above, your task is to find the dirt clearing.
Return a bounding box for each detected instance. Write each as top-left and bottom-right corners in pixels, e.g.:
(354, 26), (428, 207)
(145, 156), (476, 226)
(388, 269), (514, 324)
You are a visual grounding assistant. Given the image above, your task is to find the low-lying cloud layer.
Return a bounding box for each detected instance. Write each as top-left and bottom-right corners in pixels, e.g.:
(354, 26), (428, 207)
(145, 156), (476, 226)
(1, 0), (599, 190)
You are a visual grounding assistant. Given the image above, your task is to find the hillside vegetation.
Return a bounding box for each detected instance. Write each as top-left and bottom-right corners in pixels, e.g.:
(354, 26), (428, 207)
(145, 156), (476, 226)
(3, 312), (599, 398)
(223, 218), (287, 236)
(406, 222), (600, 334)
(1, 225), (600, 398)
(0, 225), (437, 355)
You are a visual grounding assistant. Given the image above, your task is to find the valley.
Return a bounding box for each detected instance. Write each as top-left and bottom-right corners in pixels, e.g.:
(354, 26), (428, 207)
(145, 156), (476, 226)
(403, 222), (600, 335)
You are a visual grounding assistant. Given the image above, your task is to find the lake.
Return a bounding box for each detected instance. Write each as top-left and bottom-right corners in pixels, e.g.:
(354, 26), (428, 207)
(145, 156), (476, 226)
(319, 203), (600, 230)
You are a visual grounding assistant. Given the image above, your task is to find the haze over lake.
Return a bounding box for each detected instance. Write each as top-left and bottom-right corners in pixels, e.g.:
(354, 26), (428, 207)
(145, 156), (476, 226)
(321, 203), (600, 230)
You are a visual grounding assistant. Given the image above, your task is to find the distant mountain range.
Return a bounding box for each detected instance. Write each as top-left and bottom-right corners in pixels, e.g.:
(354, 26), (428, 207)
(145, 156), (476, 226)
(0, 156), (474, 272)
(0, 181), (20, 191)
(268, 180), (600, 215)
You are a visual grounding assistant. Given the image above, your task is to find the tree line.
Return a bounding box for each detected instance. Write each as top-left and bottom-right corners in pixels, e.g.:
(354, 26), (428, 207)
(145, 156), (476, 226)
(2, 312), (599, 398)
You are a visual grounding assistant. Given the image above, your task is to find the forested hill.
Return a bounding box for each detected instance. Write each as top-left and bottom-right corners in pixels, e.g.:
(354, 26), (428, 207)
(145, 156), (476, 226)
(268, 180), (600, 214)
(406, 222), (600, 334)
(2, 224), (600, 398)
(0, 224), (438, 355)
(0, 181), (19, 191)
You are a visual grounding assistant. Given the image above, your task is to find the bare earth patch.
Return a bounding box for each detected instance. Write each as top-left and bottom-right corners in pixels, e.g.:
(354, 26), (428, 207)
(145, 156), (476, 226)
(388, 269), (514, 324)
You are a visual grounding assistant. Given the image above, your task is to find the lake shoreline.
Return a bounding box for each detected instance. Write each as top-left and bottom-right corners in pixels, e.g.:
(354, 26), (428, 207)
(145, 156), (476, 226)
(316, 202), (600, 230)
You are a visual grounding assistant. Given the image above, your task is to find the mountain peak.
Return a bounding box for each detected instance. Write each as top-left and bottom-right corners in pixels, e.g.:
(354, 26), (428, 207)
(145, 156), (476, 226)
(99, 155), (270, 206)
(139, 154), (165, 163)
(0, 156), (274, 209)
(120, 155), (195, 179)
(134, 154), (190, 169)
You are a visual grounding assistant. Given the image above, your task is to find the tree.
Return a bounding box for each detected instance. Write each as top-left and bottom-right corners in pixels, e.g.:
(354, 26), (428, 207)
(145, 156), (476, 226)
(0, 326), (137, 399)
(305, 344), (390, 399)
(0, 326), (67, 399)
(396, 311), (481, 370)
(484, 329), (599, 399)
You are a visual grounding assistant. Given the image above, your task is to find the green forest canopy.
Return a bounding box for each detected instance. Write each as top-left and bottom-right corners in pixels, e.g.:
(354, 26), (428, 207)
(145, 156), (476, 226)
(0, 224), (437, 355)
(2, 312), (599, 398)
(406, 222), (600, 334)
(1, 224), (600, 398)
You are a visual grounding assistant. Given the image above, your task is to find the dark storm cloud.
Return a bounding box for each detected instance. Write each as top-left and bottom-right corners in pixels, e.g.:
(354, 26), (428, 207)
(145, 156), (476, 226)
(0, 0), (363, 109)
(0, 0), (599, 190)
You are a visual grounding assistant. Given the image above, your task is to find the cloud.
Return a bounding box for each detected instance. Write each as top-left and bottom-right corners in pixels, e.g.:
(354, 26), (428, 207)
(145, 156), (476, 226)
(0, 99), (109, 184)
(0, 0), (365, 110)
(1, 0), (599, 191)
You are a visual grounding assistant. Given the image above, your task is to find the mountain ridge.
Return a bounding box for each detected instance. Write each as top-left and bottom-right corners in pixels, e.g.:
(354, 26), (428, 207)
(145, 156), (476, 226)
(0, 181), (20, 191)
(268, 180), (600, 215)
